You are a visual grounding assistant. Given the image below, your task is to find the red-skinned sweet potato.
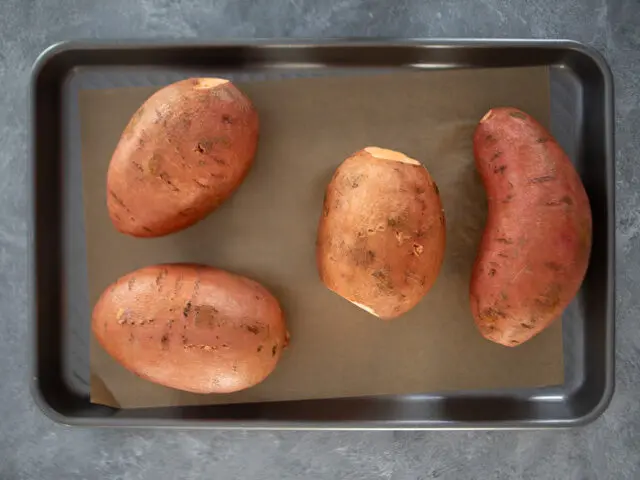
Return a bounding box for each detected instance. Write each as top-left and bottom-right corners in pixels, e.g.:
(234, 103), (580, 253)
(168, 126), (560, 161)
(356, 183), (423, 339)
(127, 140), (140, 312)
(92, 264), (288, 394)
(471, 107), (592, 346)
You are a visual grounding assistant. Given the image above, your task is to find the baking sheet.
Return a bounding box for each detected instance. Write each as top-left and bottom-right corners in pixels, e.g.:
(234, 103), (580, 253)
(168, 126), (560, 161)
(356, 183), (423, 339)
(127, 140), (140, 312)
(80, 68), (563, 409)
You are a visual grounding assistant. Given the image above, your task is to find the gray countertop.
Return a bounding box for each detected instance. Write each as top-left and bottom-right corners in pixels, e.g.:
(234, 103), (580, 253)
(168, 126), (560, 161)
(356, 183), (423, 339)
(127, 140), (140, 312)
(1, 0), (638, 478)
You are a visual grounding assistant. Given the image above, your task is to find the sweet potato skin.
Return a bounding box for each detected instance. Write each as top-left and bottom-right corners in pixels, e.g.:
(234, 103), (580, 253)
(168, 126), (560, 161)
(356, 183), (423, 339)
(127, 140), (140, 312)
(471, 107), (592, 346)
(107, 78), (259, 237)
(316, 147), (446, 319)
(92, 264), (288, 394)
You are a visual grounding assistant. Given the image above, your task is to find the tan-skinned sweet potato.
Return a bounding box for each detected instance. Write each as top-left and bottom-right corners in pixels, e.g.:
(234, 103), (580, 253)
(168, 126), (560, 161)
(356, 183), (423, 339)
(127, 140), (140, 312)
(107, 78), (259, 237)
(471, 107), (592, 347)
(92, 264), (288, 394)
(316, 147), (446, 319)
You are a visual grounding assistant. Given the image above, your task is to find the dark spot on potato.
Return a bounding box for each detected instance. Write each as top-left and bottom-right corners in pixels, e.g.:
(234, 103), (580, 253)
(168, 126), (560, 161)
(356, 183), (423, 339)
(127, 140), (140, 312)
(510, 339), (520, 345)
(488, 268), (497, 277)
(509, 111), (527, 120)
(131, 161), (145, 173)
(502, 194), (514, 203)
(561, 195), (573, 205)
(520, 322), (535, 330)
(544, 261), (563, 272)
(128, 332), (135, 342)
(272, 345), (277, 357)
(500, 291), (508, 300)
(245, 325), (260, 335)
(493, 164), (507, 174)
(495, 237), (514, 245)
(181, 334), (187, 344)
(183, 301), (192, 318)
(142, 226), (153, 234)
(193, 179), (210, 189)
(528, 175), (555, 184)
(372, 268), (394, 292)
(155, 268), (168, 290)
(222, 114), (233, 124)
(498, 252), (509, 258)
(440, 213), (446, 225)
(178, 207), (196, 217)
(167, 319), (174, 328)
(161, 334), (169, 349)
(213, 157), (227, 165)
(257, 345), (263, 353)
(508, 181), (514, 189)
(433, 183), (440, 195)
(222, 343), (229, 348)
(485, 134), (496, 142)
(232, 363), (238, 372)
(194, 140), (213, 154)
(491, 151), (503, 161)
(348, 174), (363, 189)
(159, 172), (180, 192)
(109, 190), (130, 212)
(481, 307), (507, 320)
(415, 185), (425, 194)
(536, 137), (550, 143)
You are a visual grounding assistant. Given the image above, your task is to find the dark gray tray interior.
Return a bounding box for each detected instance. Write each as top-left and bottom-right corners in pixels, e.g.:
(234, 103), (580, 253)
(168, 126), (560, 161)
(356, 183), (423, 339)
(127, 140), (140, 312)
(30, 40), (615, 429)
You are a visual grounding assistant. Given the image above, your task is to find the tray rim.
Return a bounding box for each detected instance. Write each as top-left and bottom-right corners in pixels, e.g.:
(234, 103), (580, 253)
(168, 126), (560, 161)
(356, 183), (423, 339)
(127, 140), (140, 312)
(29, 38), (615, 430)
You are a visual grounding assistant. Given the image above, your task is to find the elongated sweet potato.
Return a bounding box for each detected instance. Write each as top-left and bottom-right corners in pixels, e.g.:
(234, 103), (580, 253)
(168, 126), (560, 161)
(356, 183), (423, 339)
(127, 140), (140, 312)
(107, 78), (259, 237)
(317, 147), (446, 319)
(471, 107), (592, 346)
(92, 264), (288, 394)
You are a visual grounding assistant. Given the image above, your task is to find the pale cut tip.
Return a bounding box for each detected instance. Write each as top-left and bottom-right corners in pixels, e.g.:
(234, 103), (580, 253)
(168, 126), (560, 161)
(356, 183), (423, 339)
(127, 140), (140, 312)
(480, 110), (494, 123)
(192, 78), (230, 90)
(364, 147), (420, 166)
(349, 299), (379, 317)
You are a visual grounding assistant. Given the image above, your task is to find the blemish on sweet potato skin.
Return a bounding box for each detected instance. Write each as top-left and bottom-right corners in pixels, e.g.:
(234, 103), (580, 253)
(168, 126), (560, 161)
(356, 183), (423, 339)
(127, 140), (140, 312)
(106, 78), (259, 238)
(91, 264), (288, 394)
(470, 107), (592, 347)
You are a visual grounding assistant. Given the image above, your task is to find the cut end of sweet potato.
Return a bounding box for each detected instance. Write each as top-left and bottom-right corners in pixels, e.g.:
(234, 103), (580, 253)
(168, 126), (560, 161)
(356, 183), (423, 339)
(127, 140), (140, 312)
(349, 299), (380, 317)
(480, 109), (494, 123)
(193, 78), (230, 90)
(364, 147), (420, 166)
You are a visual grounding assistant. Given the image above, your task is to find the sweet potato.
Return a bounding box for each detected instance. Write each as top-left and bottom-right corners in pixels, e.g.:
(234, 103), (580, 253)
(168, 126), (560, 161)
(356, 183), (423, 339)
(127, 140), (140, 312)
(317, 147), (446, 319)
(471, 107), (592, 346)
(107, 78), (259, 237)
(92, 264), (288, 394)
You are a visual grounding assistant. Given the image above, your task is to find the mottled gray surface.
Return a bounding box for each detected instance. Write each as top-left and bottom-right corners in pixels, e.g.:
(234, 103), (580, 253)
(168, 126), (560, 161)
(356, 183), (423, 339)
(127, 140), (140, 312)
(0, 0), (638, 478)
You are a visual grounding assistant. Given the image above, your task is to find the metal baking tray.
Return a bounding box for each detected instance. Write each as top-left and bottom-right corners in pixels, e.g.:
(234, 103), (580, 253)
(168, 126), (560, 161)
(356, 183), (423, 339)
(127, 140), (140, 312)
(29, 40), (615, 429)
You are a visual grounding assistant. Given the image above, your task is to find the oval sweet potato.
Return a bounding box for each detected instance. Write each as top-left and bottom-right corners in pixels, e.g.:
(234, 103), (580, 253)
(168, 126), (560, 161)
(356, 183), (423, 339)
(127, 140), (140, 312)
(92, 264), (288, 394)
(107, 78), (259, 237)
(316, 147), (446, 319)
(471, 107), (592, 347)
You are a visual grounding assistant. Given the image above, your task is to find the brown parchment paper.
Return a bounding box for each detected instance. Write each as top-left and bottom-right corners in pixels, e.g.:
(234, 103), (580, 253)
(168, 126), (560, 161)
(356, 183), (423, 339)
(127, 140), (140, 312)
(81, 68), (563, 409)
